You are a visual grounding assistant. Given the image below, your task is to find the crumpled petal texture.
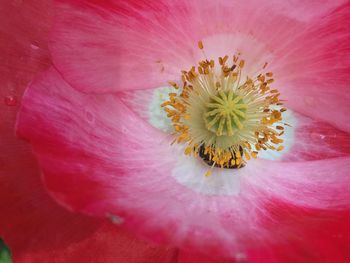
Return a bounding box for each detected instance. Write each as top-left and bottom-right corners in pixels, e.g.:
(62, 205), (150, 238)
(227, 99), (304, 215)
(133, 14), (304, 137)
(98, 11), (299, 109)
(0, 1), (176, 262)
(50, 0), (350, 133)
(17, 68), (350, 260)
(49, 1), (345, 84)
(272, 3), (350, 133)
(12, 0), (350, 261)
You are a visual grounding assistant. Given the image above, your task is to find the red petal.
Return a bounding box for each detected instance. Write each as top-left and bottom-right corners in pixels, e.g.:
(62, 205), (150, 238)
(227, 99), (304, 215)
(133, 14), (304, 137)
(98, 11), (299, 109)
(178, 208), (350, 263)
(14, 223), (177, 263)
(0, 2), (176, 261)
(248, 204), (350, 263)
(283, 114), (350, 161)
(16, 67), (172, 214)
(178, 251), (234, 263)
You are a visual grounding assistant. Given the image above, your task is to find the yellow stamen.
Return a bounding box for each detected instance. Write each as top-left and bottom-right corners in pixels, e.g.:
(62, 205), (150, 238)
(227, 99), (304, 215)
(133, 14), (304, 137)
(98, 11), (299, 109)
(205, 169), (212, 177)
(161, 41), (287, 174)
(198, 40), (204, 50)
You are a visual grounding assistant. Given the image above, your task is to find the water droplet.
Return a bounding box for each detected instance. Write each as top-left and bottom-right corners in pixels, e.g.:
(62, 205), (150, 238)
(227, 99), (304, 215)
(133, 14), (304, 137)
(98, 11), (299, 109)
(311, 132), (326, 141)
(30, 42), (40, 50)
(106, 213), (124, 225)
(4, 96), (18, 106)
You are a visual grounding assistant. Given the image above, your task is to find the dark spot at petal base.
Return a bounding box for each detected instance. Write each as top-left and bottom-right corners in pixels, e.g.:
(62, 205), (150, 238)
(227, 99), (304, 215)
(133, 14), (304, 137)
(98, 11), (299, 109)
(198, 145), (245, 169)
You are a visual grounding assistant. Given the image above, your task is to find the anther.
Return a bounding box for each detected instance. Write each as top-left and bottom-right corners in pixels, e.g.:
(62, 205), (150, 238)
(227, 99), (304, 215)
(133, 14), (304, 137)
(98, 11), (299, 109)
(161, 44), (287, 175)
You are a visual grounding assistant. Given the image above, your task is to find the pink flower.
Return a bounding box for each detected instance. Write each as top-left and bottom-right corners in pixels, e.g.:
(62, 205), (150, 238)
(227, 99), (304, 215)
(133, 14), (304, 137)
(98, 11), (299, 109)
(2, 0), (350, 262)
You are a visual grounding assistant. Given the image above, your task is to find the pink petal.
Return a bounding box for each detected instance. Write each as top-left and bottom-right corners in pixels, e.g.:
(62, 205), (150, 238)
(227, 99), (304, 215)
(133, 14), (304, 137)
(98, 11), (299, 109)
(267, 0), (348, 22)
(17, 68), (350, 258)
(273, 3), (350, 132)
(50, 0), (346, 93)
(121, 88), (350, 162)
(16, 67), (173, 213)
(282, 114), (350, 161)
(245, 157), (350, 210)
(50, 0), (196, 93)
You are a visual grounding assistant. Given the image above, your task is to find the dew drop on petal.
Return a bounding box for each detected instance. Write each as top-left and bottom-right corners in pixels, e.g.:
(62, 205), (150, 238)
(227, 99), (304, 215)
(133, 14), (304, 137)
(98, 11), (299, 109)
(106, 213), (124, 225)
(311, 132), (326, 141)
(4, 96), (18, 106)
(30, 42), (40, 50)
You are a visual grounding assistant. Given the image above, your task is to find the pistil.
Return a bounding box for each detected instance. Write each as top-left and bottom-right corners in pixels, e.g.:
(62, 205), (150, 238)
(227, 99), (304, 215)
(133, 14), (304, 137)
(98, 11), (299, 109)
(161, 41), (287, 174)
(204, 90), (247, 136)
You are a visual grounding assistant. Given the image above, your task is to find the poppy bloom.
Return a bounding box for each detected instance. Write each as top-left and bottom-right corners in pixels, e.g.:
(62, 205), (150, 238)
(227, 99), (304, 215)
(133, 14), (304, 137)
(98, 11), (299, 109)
(2, 0), (350, 262)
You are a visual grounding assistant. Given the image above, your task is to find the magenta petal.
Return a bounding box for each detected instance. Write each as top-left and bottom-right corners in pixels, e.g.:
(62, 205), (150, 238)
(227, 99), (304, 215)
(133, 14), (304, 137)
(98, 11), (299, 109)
(50, 0), (197, 93)
(16, 67), (173, 214)
(273, 3), (350, 132)
(0, 2), (176, 260)
(50, 0), (346, 94)
(266, 0), (348, 22)
(16, 68), (350, 257)
(283, 114), (350, 161)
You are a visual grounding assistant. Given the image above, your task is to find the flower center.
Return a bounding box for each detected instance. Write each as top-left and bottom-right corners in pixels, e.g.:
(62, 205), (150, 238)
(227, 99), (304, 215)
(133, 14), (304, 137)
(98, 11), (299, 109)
(162, 41), (286, 175)
(204, 91), (247, 136)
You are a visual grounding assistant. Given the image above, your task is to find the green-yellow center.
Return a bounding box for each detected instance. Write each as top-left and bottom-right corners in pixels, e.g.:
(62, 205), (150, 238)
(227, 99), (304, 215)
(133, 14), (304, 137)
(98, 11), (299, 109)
(204, 90), (247, 136)
(161, 40), (287, 174)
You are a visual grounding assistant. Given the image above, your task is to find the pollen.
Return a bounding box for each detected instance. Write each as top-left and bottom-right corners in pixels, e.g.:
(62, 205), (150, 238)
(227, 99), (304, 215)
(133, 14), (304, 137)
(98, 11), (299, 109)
(161, 41), (287, 173)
